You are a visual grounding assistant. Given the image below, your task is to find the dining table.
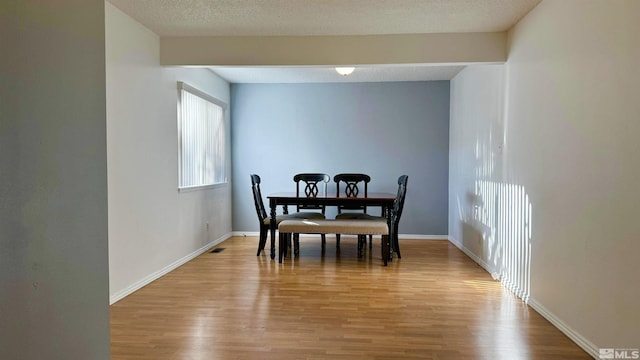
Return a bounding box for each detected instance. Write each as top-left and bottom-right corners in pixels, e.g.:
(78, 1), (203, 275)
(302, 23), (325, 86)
(267, 192), (397, 264)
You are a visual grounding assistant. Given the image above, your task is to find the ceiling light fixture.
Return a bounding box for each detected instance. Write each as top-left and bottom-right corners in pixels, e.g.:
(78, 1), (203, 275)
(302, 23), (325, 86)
(335, 67), (355, 76)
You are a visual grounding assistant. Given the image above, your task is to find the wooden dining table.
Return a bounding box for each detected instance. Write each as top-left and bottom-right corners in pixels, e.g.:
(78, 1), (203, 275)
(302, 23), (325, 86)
(267, 192), (397, 263)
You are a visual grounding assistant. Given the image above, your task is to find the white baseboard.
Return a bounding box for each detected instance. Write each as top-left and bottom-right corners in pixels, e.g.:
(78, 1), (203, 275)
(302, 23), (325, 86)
(448, 236), (597, 359)
(232, 231), (447, 240)
(401, 234), (448, 240)
(232, 231), (260, 237)
(109, 232), (232, 305)
(528, 299), (599, 359)
(448, 235), (498, 277)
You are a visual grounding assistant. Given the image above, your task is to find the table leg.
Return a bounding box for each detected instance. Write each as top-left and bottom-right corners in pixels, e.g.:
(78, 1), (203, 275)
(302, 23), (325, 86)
(278, 232), (284, 263)
(382, 234), (389, 266)
(387, 204), (393, 263)
(270, 200), (277, 260)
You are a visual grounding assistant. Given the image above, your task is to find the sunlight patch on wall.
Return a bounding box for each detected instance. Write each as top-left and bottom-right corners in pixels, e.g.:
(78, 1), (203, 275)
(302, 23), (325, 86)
(468, 175), (531, 301)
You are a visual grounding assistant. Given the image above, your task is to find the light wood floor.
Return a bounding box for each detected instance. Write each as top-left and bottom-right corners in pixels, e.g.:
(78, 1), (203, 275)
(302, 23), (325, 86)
(110, 236), (590, 360)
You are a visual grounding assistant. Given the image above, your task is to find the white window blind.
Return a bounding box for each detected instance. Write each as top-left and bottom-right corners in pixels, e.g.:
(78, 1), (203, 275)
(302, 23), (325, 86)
(177, 82), (227, 189)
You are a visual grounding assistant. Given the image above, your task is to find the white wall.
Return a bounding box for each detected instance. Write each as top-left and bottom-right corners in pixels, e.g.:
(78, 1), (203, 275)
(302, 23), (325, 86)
(450, 0), (640, 356)
(0, 1), (110, 358)
(105, 2), (232, 303)
(449, 65), (507, 268)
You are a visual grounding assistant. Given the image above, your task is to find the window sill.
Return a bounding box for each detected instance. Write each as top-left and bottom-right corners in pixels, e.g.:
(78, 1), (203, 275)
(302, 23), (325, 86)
(178, 182), (229, 193)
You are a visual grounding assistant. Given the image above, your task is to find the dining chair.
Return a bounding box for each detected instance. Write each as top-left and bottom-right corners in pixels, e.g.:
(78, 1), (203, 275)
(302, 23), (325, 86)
(293, 173), (330, 247)
(388, 175), (408, 258)
(347, 175), (408, 258)
(251, 174), (325, 256)
(293, 173), (330, 211)
(333, 173), (371, 246)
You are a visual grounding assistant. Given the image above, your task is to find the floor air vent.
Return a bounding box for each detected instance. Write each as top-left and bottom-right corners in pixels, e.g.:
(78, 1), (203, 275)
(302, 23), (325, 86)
(210, 248), (225, 253)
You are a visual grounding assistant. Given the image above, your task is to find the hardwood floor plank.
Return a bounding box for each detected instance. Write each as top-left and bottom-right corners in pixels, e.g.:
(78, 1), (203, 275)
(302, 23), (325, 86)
(110, 237), (590, 359)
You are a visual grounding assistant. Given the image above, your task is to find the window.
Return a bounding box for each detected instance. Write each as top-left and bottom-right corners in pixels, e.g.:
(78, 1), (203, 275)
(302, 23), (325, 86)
(177, 82), (227, 190)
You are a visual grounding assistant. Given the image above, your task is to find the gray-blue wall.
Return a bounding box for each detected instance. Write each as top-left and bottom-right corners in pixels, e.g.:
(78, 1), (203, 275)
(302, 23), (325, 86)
(231, 81), (449, 236)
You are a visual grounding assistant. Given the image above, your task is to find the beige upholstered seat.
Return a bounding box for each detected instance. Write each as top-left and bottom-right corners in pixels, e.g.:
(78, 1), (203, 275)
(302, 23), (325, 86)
(278, 219), (389, 260)
(262, 212), (324, 226)
(278, 219), (388, 236)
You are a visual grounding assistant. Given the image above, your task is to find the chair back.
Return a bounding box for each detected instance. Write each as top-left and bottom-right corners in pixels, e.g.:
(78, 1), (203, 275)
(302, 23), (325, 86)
(334, 173), (370, 213)
(250, 174), (267, 222)
(392, 175), (409, 226)
(293, 173), (330, 213)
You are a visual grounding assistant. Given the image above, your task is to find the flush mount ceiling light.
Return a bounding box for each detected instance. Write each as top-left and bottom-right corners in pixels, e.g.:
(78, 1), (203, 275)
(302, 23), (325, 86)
(335, 67), (355, 76)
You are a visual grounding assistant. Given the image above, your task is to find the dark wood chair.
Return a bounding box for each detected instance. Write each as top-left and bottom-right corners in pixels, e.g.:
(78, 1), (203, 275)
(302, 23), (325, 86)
(293, 173), (330, 212)
(293, 173), (330, 248)
(333, 173), (371, 246)
(388, 175), (408, 258)
(251, 174), (325, 256)
(346, 175), (408, 258)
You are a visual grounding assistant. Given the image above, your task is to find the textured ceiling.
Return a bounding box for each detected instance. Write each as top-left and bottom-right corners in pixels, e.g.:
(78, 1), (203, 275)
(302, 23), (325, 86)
(108, 0), (541, 83)
(108, 0), (541, 37)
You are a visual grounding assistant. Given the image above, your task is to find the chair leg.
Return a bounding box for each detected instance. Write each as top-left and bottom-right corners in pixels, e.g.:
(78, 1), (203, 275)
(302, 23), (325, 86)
(336, 234), (341, 247)
(257, 227), (267, 256)
(381, 234), (390, 265)
(287, 234), (294, 258)
(394, 231), (401, 258)
(321, 234), (326, 246)
(294, 233), (300, 257)
(369, 235), (373, 249)
(357, 235), (364, 258)
(283, 234), (292, 258)
(278, 232), (286, 262)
